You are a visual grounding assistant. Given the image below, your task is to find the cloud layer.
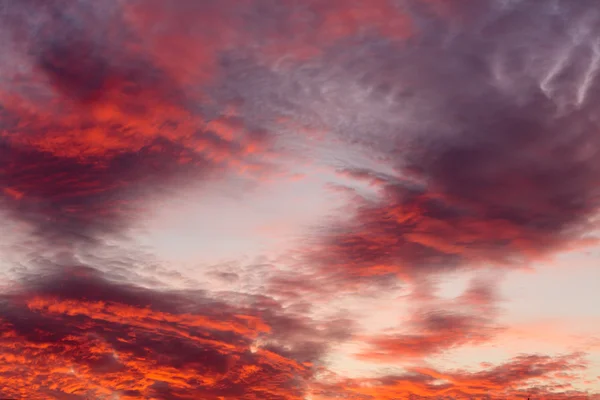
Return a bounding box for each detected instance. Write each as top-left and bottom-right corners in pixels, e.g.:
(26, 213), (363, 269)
(0, 267), (320, 399)
(1, 0), (600, 399)
(302, 0), (600, 284)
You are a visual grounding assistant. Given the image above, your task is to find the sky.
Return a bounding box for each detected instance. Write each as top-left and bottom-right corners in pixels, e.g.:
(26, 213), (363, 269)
(1, 0), (600, 399)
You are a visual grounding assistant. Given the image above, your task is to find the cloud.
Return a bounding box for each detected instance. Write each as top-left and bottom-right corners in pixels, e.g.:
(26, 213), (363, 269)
(357, 277), (502, 361)
(0, 0), (274, 247)
(357, 310), (498, 361)
(312, 353), (595, 399)
(1, 1), (600, 398)
(5, 0), (600, 259)
(0, 267), (348, 399)
(296, 0), (600, 283)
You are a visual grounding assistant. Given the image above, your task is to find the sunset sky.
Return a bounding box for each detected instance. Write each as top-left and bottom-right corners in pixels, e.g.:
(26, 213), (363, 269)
(1, 0), (600, 399)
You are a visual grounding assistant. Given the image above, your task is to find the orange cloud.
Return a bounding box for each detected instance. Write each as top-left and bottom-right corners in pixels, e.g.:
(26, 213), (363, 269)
(0, 268), (317, 399)
(0, 0), (275, 245)
(357, 278), (502, 361)
(2, 1), (600, 399)
(311, 353), (595, 399)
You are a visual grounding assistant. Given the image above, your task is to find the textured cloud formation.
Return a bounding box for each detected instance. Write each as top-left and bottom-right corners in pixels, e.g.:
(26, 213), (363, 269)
(1, 269), (595, 399)
(0, 0), (272, 246)
(0, 267), (330, 399)
(312, 353), (596, 399)
(1, 0), (600, 399)
(287, 0), (600, 284)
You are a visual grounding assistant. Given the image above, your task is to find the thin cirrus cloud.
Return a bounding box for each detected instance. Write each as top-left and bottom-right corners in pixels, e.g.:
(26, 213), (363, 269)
(0, 0), (600, 399)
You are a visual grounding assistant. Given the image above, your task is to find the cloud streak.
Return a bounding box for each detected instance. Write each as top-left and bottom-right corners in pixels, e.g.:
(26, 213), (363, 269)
(312, 352), (595, 399)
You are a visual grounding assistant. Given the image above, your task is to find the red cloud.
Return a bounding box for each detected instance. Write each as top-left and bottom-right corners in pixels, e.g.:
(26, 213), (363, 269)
(312, 353), (595, 399)
(357, 278), (502, 361)
(0, 0), (272, 244)
(0, 267), (321, 399)
(357, 310), (499, 361)
(1, 1), (600, 399)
